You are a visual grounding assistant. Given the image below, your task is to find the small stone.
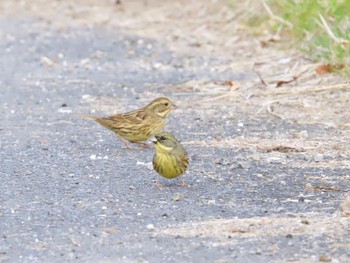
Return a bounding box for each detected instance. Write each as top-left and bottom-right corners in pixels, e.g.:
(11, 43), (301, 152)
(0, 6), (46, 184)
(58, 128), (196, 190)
(103, 228), (117, 234)
(298, 196), (305, 202)
(90, 155), (97, 160)
(40, 56), (54, 67)
(80, 58), (90, 67)
(58, 108), (72, 113)
(173, 193), (184, 201)
(235, 162), (249, 169)
(214, 158), (223, 165)
(313, 153), (324, 162)
(285, 234), (293, 238)
(255, 173), (264, 178)
(301, 219), (309, 225)
(319, 255), (331, 262)
(146, 224), (155, 230)
(153, 62), (163, 69)
(265, 156), (285, 164)
(208, 200), (216, 205)
(213, 158), (230, 166)
(61, 103), (67, 107)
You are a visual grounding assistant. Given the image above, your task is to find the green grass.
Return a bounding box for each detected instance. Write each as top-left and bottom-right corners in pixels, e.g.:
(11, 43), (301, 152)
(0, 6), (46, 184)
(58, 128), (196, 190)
(233, 0), (350, 73)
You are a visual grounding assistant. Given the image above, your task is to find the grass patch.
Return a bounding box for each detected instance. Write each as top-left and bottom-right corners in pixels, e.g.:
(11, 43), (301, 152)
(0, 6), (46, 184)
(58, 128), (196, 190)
(232, 0), (350, 74)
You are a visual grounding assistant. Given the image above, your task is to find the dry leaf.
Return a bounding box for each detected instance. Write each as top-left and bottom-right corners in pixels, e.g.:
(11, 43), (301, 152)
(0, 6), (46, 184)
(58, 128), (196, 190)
(315, 64), (344, 75)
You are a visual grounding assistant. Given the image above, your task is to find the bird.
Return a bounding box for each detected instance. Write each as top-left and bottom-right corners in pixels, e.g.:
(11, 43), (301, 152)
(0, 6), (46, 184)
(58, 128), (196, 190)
(78, 97), (176, 149)
(152, 132), (189, 187)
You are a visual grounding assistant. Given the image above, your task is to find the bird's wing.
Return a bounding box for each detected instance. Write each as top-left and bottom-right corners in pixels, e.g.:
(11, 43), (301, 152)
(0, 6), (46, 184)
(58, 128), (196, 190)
(104, 109), (148, 125)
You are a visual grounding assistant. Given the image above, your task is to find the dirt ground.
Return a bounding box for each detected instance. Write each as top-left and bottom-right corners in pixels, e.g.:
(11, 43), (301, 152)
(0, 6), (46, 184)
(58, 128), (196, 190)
(1, 0), (350, 262)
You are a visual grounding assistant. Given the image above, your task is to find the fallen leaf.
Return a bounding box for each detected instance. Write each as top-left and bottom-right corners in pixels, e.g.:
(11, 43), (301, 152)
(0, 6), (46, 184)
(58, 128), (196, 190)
(315, 64), (344, 75)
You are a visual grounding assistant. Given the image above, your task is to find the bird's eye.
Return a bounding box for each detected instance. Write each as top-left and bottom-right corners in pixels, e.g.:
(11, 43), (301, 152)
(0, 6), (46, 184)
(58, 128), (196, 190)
(164, 103), (169, 107)
(159, 136), (166, 141)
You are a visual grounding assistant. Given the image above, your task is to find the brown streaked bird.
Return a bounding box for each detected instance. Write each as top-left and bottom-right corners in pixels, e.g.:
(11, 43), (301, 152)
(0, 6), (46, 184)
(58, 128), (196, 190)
(78, 97), (176, 149)
(152, 132), (189, 187)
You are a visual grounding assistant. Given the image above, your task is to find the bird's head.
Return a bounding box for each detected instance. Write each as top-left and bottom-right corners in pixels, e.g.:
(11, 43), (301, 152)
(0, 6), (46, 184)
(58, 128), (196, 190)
(153, 132), (179, 153)
(145, 97), (176, 118)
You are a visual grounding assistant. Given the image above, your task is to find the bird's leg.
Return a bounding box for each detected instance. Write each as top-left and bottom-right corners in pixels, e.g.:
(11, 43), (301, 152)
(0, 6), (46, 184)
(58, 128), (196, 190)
(133, 141), (151, 149)
(154, 178), (163, 189)
(179, 177), (186, 187)
(116, 134), (133, 150)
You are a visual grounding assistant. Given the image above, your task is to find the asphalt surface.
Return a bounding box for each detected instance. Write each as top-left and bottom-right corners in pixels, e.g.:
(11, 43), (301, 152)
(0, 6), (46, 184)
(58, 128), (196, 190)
(1, 11), (349, 263)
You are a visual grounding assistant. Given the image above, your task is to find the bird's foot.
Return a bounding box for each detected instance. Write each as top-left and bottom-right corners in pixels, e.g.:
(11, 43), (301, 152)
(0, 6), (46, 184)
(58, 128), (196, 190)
(154, 179), (163, 189)
(179, 177), (186, 187)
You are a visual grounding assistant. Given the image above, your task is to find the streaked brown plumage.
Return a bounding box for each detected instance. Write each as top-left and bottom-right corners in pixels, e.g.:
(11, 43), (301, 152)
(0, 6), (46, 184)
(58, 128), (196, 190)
(78, 97), (176, 149)
(152, 132), (189, 186)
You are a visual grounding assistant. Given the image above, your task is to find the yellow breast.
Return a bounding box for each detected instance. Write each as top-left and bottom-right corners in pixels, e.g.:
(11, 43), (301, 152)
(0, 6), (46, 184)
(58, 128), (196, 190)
(153, 152), (188, 179)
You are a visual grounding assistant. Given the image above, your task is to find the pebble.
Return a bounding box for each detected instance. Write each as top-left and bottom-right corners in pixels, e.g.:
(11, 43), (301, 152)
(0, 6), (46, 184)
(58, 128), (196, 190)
(319, 255), (331, 262)
(173, 193), (184, 201)
(264, 156), (286, 164)
(208, 200), (216, 205)
(40, 56), (54, 67)
(146, 224), (155, 230)
(313, 153), (324, 162)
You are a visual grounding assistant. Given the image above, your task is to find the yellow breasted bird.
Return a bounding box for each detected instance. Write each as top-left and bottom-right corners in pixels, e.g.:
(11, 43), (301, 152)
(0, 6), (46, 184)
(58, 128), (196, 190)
(78, 97), (176, 149)
(152, 132), (189, 186)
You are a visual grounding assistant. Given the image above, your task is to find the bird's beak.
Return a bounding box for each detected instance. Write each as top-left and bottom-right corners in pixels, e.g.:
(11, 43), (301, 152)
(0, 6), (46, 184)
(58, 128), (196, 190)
(151, 138), (158, 144)
(171, 104), (177, 110)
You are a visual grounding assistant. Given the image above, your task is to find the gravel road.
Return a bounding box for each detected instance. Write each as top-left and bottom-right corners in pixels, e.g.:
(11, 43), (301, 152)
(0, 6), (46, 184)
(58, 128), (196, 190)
(1, 2), (349, 262)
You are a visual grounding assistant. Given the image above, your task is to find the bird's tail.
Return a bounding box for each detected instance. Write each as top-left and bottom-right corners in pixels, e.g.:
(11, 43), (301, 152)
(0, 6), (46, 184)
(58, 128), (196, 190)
(74, 113), (99, 120)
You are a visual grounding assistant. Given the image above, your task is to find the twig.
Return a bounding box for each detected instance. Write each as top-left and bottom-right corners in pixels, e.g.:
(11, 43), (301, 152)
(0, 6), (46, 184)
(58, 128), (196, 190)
(256, 100), (284, 119)
(256, 83), (349, 97)
(274, 68), (308, 87)
(261, 0), (293, 28)
(318, 14), (349, 45)
(191, 81), (240, 104)
(194, 92), (239, 104)
(253, 68), (308, 88)
(266, 101), (284, 119)
(253, 69), (268, 86)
